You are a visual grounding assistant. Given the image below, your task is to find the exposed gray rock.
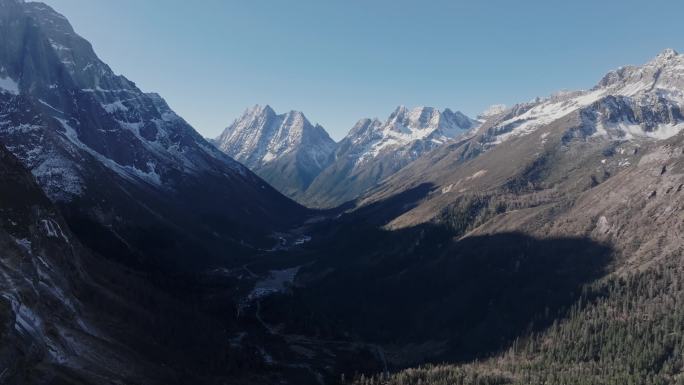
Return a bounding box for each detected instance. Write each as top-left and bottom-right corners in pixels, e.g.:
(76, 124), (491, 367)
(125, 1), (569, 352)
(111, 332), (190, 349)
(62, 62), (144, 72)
(215, 105), (336, 200)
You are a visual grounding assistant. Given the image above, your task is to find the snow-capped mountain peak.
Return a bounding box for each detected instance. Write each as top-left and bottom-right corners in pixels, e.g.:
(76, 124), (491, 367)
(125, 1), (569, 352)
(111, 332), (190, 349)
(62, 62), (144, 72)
(479, 104), (507, 119)
(385, 106), (473, 133)
(351, 105), (477, 163)
(596, 48), (684, 94)
(301, 106), (477, 207)
(216, 105), (336, 169)
(482, 49), (684, 145)
(214, 105), (337, 199)
(655, 47), (679, 61)
(0, 0), (257, 203)
(242, 104), (276, 121)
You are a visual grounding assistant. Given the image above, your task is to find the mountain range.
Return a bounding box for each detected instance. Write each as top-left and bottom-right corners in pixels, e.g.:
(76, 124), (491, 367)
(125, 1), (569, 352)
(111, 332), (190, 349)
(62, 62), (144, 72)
(360, 48), (684, 230)
(1, 1), (684, 384)
(215, 104), (477, 207)
(279, 47), (684, 384)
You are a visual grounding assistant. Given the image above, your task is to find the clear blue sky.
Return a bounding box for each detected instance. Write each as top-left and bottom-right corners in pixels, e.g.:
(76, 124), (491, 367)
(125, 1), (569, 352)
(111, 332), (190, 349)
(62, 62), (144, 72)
(40, 0), (684, 140)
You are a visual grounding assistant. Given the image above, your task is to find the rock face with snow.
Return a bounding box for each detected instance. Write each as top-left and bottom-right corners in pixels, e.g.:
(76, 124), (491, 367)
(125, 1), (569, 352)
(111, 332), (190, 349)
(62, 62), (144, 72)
(215, 105), (336, 200)
(0, 143), (154, 383)
(0, 142), (258, 384)
(479, 49), (684, 146)
(0, 142), (92, 381)
(302, 106), (478, 207)
(356, 49), (684, 232)
(0, 0), (305, 270)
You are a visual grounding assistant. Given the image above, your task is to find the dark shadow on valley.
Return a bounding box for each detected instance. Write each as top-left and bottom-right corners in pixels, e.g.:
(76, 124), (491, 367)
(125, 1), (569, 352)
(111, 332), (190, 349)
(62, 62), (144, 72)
(263, 216), (614, 369)
(307, 182), (438, 229)
(305, 182), (437, 225)
(63, 175), (615, 380)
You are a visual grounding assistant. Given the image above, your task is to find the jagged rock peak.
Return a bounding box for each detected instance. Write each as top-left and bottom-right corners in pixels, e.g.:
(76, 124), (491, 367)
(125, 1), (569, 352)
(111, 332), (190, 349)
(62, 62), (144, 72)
(215, 105), (336, 169)
(654, 48), (679, 61)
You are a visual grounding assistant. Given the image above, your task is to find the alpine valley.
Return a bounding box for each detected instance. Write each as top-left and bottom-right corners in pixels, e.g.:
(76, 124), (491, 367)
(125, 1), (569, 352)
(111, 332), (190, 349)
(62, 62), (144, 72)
(1, 1), (684, 385)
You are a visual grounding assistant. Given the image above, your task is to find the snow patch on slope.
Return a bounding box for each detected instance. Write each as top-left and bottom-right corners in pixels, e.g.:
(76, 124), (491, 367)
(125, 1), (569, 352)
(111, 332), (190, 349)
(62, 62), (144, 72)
(491, 90), (605, 144)
(594, 120), (684, 141)
(0, 76), (19, 95)
(56, 118), (163, 187)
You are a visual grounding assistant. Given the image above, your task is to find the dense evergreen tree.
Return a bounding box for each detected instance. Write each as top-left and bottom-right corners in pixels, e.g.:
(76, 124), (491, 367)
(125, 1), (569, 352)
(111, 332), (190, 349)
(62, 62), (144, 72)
(350, 257), (684, 385)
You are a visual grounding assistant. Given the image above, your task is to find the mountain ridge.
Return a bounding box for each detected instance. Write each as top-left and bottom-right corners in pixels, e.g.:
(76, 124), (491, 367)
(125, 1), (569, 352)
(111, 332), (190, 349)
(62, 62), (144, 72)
(0, 1), (306, 271)
(354, 48), (684, 230)
(214, 104), (336, 199)
(301, 105), (478, 207)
